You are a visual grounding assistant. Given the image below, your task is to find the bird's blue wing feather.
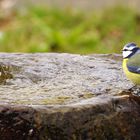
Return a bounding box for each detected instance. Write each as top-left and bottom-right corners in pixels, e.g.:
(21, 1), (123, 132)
(127, 52), (140, 74)
(127, 65), (140, 74)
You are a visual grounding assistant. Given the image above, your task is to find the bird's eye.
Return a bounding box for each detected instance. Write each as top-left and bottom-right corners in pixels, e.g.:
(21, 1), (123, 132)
(123, 49), (128, 51)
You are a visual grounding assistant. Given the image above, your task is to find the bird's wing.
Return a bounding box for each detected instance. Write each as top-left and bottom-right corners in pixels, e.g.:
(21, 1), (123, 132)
(127, 53), (140, 74)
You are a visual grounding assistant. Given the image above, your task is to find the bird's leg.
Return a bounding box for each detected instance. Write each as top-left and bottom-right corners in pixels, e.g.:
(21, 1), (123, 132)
(128, 85), (140, 105)
(129, 85), (140, 96)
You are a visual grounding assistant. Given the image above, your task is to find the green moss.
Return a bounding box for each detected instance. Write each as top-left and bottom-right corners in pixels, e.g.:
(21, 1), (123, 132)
(10, 99), (33, 105)
(83, 93), (95, 99)
(41, 96), (72, 105)
(0, 64), (13, 84)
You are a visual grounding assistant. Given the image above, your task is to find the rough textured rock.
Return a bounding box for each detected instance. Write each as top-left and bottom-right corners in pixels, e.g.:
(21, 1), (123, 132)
(0, 53), (139, 140)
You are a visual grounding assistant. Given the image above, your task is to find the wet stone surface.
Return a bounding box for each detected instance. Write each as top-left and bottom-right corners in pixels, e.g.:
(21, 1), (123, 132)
(0, 53), (132, 105)
(0, 53), (139, 140)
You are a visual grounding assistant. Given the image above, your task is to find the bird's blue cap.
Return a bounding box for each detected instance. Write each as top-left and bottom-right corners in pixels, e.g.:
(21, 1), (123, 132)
(125, 42), (137, 48)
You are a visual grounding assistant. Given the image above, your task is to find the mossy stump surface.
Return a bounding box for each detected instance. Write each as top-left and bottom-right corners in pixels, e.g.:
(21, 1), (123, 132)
(0, 53), (139, 140)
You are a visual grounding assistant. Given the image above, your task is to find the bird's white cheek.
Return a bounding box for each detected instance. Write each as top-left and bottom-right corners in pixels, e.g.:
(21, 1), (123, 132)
(123, 51), (132, 58)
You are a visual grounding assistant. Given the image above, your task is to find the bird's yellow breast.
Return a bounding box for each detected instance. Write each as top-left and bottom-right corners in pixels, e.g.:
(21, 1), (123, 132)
(123, 59), (140, 85)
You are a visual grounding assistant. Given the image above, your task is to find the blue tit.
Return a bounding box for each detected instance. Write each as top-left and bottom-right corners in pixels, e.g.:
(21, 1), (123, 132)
(122, 42), (140, 85)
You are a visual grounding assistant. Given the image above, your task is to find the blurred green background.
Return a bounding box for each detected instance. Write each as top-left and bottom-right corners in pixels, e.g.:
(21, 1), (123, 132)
(0, 1), (140, 54)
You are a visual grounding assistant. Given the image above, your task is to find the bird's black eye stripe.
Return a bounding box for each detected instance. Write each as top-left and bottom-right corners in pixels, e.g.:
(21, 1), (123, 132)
(123, 49), (128, 51)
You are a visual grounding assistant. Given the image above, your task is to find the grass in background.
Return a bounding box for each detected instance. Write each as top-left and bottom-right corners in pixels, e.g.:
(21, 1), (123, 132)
(0, 6), (140, 54)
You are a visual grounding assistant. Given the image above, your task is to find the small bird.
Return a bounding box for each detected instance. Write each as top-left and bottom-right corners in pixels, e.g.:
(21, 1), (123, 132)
(122, 42), (140, 85)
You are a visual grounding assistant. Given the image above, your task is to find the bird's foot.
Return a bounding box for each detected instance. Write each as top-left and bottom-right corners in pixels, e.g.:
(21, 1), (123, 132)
(129, 85), (140, 96)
